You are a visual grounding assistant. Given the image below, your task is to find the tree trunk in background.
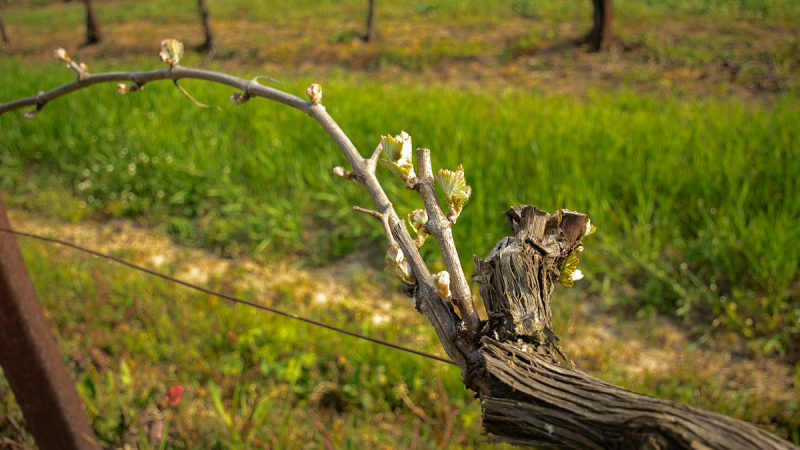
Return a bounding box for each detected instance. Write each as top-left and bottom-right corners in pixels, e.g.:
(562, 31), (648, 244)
(363, 0), (377, 42)
(197, 0), (213, 51)
(583, 0), (612, 52)
(0, 2), (10, 44)
(84, 0), (102, 45)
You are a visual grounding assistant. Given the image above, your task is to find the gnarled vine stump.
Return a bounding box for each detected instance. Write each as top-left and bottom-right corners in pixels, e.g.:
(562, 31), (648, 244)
(467, 205), (796, 449)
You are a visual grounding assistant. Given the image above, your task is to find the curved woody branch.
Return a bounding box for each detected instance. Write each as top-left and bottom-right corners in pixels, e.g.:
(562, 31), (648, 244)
(0, 43), (469, 368)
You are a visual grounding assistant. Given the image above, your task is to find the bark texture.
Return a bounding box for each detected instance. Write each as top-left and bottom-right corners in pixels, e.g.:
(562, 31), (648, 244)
(480, 339), (795, 449)
(197, 0), (213, 51)
(469, 205), (796, 449)
(84, 0), (102, 45)
(363, 0), (377, 42)
(583, 0), (613, 52)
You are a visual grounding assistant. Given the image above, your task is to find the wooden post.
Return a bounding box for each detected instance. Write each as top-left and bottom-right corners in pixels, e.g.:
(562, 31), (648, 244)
(0, 196), (99, 450)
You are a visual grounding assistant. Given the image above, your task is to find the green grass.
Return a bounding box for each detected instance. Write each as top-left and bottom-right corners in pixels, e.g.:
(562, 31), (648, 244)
(1, 57), (798, 359)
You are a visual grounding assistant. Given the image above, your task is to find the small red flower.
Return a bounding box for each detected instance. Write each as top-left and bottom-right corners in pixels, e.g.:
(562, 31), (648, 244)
(165, 385), (184, 408)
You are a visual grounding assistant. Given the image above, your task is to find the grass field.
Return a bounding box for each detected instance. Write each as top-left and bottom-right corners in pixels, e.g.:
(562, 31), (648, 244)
(1, 0), (799, 447)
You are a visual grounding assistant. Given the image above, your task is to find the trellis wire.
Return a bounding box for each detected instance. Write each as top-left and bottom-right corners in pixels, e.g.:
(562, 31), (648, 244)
(0, 226), (455, 366)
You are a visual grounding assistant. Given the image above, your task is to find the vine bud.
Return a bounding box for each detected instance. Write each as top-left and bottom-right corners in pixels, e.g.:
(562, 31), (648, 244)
(384, 246), (415, 284)
(431, 271), (451, 301)
(408, 209), (428, 247)
(229, 91), (249, 105)
(54, 48), (71, 65)
(159, 38), (184, 66)
(580, 218), (597, 239)
(332, 166), (354, 180)
(306, 83), (322, 105)
(117, 84), (130, 94)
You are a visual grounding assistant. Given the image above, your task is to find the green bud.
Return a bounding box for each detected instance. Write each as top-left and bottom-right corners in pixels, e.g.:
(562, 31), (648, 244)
(407, 209), (428, 247)
(432, 271), (451, 301)
(558, 252), (582, 287)
(384, 246), (415, 284)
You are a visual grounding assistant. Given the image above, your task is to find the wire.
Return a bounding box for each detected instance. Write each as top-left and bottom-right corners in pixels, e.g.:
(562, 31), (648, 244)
(0, 226), (455, 366)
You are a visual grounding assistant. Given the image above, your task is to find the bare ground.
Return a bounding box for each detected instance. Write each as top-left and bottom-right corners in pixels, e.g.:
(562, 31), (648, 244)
(2, 4), (798, 106)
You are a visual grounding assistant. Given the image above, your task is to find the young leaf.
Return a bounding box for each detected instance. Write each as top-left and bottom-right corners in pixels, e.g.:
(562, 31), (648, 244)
(436, 164), (472, 218)
(380, 132), (416, 182)
(159, 38), (184, 66)
(558, 252), (582, 287)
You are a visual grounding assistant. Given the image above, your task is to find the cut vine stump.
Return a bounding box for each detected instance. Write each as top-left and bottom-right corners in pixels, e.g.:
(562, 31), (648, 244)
(463, 205), (797, 449)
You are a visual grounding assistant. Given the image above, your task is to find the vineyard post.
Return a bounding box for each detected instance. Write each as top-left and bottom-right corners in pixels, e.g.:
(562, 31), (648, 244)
(0, 196), (100, 450)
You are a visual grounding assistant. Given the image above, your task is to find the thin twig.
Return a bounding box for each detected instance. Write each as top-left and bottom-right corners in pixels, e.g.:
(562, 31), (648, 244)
(353, 206), (398, 248)
(251, 76), (285, 89)
(173, 80), (222, 111)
